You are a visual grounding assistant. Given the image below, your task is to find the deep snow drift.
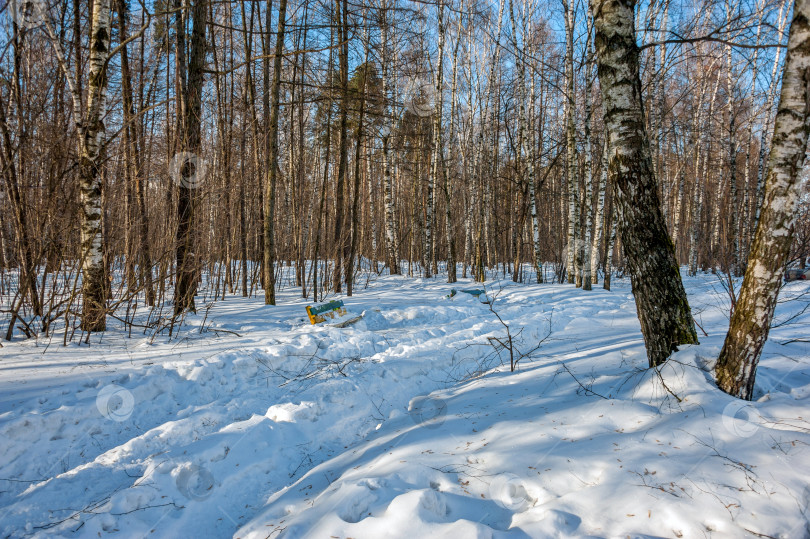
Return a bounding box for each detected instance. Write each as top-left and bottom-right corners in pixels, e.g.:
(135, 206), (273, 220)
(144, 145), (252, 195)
(0, 271), (808, 538)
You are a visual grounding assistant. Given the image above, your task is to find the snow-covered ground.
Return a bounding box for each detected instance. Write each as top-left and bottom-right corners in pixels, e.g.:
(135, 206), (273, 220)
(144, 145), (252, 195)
(1, 272), (809, 538)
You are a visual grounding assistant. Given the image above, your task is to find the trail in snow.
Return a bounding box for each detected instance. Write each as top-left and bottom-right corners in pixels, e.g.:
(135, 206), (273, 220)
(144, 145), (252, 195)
(0, 272), (808, 538)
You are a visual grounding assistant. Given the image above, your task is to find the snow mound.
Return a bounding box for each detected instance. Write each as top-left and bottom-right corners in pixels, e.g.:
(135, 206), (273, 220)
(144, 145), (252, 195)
(1, 274), (808, 538)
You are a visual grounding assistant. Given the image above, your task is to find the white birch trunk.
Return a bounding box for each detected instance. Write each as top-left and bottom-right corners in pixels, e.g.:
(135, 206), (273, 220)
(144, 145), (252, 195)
(740, 0), (766, 265)
(716, 0), (810, 399)
(564, 0), (578, 284)
(78, 0), (113, 331)
(581, 13), (595, 290)
(590, 141), (608, 284)
(753, 0), (789, 233)
(591, 0), (698, 366)
(380, 3), (399, 274)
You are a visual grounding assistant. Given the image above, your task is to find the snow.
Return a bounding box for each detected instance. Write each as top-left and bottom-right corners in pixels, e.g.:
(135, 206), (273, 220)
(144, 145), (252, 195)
(1, 271), (809, 538)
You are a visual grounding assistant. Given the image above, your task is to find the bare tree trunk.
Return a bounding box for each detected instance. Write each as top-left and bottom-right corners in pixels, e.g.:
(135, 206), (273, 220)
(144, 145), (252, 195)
(263, 0), (287, 305)
(716, 0), (810, 400)
(297, 14), (310, 294)
(333, 0), (350, 291)
(672, 166), (685, 257)
(367, 148), (377, 265)
(124, 28), (155, 306)
(434, 0), (457, 283)
(78, 0), (114, 330)
(239, 127), (249, 297)
(689, 70), (721, 276)
(424, 116), (435, 279)
(603, 193), (617, 290)
(564, 0), (577, 284)
(753, 0), (789, 234)
(509, 0), (541, 284)
(740, 0), (767, 267)
(657, 0), (669, 215)
(313, 55), (334, 303)
(688, 169), (704, 276)
(347, 26), (370, 296)
(174, 0), (207, 316)
(590, 141), (608, 284)
(591, 0), (698, 367)
(379, 2), (399, 275)
(581, 12), (595, 291)
(725, 0), (739, 274)
(472, 0), (504, 284)
(0, 42), (41, 321)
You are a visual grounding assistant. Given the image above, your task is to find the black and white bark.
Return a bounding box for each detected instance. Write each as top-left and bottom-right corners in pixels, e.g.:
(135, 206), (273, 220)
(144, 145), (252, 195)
(603, 192), (618, 290)
(78, 0), (113, 330)
(753, 1), (790, 234)
(433, 0), (456, 283)
(725, 0), (740, 274)
(740, 0), (767, 267)
(688, 69), (721, 276)
(716, 0), (810, 400)
(590, 141), (608, 284)
(28, 0), (116, 328)
(510, 0), (541, 283)
(581, 12), (595, 291)
(379, 2), (399, 275)
(591, 0), (698, 366)
(564, 0), (578, 284)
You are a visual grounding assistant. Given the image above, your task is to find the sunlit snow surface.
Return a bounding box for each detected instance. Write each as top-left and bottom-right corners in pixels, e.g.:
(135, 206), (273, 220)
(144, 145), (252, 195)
(1, 271), (809, 538)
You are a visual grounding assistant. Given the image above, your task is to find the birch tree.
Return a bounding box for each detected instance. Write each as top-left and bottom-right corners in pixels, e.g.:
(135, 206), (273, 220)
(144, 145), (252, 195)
(510, 0), (542, 282)
(564, 0), (578, 284)
(716, 0), (810, 400)
(39, 0), (116, 329)
(590, 141), (608, 284)
(591, 0), (699, 366)
(77, 0), (115, 330)
(379, 1), (399, 275)
(0, 0), (798, 342)
(432, 0), (457, 283)
(581, 11), (595, 291)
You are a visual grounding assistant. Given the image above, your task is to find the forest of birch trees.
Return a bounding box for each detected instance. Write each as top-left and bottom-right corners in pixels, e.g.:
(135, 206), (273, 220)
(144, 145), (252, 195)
(1, 0), (809, 359)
